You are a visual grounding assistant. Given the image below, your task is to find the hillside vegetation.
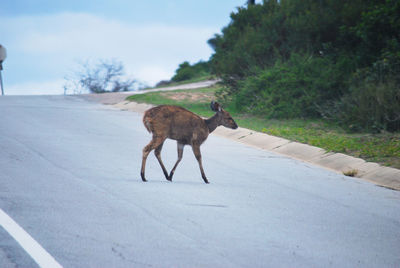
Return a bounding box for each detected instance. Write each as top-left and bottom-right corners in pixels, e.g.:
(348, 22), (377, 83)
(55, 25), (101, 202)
(171, 61), (212, 83)
(177, 0), (400, 132)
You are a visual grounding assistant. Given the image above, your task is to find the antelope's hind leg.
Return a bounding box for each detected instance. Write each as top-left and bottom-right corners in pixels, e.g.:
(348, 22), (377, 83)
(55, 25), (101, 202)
(191, 144), (209, 184)
(154, 142), (169, 180)
(140, 136), (165, 182)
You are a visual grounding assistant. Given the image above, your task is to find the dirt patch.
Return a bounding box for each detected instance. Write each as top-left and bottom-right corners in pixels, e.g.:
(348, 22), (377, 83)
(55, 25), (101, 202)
(160, 91), (214, 103)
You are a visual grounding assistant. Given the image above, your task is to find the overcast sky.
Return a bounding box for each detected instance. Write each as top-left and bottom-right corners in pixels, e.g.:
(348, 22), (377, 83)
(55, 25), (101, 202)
(0, 0), (248, 95)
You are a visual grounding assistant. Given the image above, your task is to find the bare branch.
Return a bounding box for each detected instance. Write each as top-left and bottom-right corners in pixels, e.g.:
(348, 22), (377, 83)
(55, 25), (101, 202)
(64, 59), (136, 94)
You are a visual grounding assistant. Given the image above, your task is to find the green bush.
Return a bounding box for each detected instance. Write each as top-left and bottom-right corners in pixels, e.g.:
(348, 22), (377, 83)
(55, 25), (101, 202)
(230, 54), (349, 118)
(337, 55), (400, 132)
(208, 0), (367, 81)
(171, 61), (211, 82)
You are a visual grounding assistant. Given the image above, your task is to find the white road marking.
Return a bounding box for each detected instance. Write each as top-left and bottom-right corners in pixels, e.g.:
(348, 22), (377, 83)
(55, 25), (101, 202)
(0, 208), (63, 268)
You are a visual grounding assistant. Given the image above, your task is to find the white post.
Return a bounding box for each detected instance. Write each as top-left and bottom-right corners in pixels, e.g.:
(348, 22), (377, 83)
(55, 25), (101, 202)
(0, 45), (7, 96)
(0, 69), (4, 96)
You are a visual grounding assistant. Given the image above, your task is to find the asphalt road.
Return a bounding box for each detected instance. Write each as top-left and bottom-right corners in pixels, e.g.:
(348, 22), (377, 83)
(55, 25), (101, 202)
(0, 95), (399, 267)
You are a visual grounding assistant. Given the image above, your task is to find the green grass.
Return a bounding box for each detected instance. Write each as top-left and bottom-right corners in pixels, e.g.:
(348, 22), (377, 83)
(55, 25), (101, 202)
(127, 85), (400, 169)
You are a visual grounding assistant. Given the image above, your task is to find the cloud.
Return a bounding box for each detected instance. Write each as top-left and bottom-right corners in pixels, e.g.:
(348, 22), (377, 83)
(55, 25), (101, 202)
(1, 12), (218, 94)
(135, 65), (174, 86)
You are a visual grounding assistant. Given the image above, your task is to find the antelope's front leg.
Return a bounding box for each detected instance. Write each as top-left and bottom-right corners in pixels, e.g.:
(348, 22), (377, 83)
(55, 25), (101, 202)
(168, 142), (184, 181)
(191, 144), (209, 184)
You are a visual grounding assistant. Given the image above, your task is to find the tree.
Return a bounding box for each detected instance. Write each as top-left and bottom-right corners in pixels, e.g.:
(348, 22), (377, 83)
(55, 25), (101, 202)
(64, 59), (136, 94)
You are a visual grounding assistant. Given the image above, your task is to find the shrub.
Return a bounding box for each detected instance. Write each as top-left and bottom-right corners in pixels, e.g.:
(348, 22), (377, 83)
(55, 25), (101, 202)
(337, 55), (400, 132)
(171, 61), (211, 82)
(230, 54), (349, 118)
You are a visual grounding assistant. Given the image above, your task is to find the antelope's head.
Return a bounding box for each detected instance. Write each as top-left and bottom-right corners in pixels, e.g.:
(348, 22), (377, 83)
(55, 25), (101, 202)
(210, 101), (238, 129)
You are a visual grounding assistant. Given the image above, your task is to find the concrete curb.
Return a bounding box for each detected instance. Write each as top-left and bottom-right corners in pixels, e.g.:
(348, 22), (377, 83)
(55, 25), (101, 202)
(212, 127), (400, 191)
(109, 100), (400, 191)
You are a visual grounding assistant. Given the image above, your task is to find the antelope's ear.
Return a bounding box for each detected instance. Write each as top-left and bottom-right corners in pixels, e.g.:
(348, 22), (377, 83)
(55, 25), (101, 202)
(210, 101), (222, 112)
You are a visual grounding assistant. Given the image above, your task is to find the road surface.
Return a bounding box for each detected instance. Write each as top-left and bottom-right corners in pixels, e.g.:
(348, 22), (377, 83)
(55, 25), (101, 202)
(0, 95), (399, 267)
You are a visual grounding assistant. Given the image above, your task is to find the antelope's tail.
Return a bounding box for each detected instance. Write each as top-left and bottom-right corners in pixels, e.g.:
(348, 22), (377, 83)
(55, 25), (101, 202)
(142, 112), (153, 133)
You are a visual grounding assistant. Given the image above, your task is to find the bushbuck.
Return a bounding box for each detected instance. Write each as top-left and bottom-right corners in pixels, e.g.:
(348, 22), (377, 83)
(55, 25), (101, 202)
(141, 101), (238, 183)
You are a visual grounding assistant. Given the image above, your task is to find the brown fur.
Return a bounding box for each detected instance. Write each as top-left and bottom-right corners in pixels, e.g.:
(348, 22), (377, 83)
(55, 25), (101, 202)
(140, 102), (238, 183)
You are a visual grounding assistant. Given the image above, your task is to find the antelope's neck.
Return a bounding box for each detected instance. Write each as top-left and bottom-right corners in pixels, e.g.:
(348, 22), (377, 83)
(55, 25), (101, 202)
(205, 114), (219, 133)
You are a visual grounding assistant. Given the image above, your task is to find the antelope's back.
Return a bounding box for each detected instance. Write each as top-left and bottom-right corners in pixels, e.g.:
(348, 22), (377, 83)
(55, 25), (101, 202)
(143, 105), (204, 136)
